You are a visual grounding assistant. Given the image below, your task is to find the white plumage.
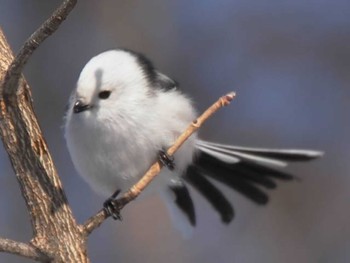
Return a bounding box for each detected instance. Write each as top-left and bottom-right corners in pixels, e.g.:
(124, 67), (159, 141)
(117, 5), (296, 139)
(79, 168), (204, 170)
(64, 49), (322, 235)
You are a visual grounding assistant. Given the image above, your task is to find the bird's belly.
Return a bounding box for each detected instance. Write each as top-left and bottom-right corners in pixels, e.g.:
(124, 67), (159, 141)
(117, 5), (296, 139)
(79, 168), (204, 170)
(72, 136), (196, 198)
(66, 112), (197, 198)
(66, 122), (157, 197)
(79, 140), (158, 196)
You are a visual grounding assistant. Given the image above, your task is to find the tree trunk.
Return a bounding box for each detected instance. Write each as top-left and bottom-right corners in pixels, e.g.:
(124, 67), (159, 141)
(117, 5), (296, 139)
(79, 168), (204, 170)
(0, 27), (89, 263)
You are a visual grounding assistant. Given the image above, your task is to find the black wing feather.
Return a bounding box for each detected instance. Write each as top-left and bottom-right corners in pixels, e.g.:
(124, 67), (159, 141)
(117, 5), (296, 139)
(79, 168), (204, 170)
(155, 71), (178, 91)
(169, 183), (196, 226)
(184, 165), (234, 223)
(194, 151), (270, 205)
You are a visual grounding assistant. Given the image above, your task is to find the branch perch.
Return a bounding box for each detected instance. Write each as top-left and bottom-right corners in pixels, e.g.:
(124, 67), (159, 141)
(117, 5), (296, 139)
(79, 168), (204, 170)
(83, 91), (236, 235)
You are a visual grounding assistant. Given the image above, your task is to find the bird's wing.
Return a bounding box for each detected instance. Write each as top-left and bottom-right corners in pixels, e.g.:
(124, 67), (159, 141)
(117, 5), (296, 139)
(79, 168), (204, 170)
(155, 71), (178, 91)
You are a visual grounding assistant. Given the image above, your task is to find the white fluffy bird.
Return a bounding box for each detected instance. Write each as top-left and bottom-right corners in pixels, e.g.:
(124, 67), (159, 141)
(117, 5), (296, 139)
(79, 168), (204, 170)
(64, 49), (322, 233)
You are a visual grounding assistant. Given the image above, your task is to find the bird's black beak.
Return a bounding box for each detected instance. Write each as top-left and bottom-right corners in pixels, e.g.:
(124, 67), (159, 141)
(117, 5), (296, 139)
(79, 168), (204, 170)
(73, 100), (91, 114)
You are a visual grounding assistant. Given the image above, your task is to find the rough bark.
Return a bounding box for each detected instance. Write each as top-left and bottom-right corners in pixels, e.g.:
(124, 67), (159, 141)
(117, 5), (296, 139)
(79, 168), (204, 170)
(0, 23), (88, 263)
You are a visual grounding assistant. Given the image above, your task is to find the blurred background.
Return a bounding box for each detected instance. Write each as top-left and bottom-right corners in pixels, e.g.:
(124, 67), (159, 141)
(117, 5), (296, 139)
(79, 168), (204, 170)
(1, 0), (350, 262)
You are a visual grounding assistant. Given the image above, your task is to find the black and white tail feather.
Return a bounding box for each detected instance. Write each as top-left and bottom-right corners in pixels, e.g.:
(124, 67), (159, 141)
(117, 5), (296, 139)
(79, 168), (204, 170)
(168, 140), (323, 228)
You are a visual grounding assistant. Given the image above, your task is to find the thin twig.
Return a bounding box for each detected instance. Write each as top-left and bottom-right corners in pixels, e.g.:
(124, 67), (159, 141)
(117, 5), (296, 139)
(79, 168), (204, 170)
(0, 237), (49, 262)
(83, 91), (236, 235)
(3, 0), (77, 96)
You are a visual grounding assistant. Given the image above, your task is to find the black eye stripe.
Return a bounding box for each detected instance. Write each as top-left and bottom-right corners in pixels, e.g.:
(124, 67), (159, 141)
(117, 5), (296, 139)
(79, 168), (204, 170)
(98, 90), (111, 99)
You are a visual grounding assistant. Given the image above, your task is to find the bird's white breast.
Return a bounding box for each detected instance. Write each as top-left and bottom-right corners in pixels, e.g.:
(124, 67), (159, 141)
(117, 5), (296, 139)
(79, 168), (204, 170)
(65, 90), (197, 197)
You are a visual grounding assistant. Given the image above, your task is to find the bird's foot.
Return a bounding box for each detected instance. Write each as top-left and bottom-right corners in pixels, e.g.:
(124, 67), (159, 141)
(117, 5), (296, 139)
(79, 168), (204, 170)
(159, 150), (175, 170)
(103, 189), (123, 220)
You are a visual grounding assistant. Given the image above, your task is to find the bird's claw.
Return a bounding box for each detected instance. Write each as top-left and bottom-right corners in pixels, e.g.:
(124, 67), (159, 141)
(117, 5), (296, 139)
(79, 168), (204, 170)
(103, 189), (123, 220)
(159, 150), (175, 170)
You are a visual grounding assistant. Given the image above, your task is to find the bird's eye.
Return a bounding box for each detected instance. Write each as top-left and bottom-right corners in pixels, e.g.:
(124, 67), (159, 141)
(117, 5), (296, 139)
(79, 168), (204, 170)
(98, 90), (111, 99)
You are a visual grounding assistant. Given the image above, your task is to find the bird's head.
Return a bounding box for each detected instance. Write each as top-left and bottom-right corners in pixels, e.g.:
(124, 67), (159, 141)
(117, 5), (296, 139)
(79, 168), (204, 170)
(70, 49), (157, 118)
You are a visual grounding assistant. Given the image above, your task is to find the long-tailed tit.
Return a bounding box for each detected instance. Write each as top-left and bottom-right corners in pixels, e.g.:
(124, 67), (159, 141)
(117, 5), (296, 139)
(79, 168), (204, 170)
(64, 49), (322, 234)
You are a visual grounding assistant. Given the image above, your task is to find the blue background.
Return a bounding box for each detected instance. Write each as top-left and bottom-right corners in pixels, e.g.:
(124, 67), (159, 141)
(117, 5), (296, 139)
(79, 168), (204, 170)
(1, 1), (349, 262)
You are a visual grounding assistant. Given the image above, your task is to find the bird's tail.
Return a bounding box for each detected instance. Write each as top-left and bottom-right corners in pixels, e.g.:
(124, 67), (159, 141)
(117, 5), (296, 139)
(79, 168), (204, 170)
(169, 140), (323, 226)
